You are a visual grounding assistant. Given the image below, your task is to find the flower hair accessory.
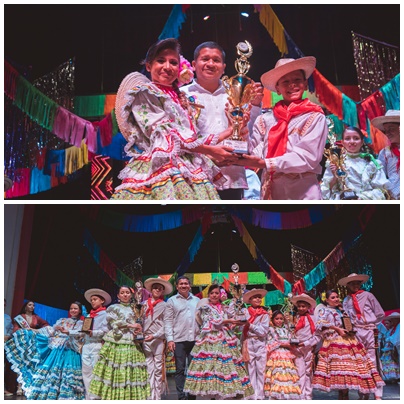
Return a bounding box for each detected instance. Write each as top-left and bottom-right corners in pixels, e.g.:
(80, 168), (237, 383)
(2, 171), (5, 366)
(178, 55), (194, 86)
(321, 291), (326, 302)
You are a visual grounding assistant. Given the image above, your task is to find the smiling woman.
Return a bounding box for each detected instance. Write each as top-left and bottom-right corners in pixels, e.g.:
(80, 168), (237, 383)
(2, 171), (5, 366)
(111, 37), (239, 200)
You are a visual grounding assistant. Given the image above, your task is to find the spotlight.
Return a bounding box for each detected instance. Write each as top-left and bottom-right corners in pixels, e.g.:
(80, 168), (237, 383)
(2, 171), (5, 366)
(203, 15), (210, 21)
(241, 12), (249, 18)
(232, 229), (237, 234)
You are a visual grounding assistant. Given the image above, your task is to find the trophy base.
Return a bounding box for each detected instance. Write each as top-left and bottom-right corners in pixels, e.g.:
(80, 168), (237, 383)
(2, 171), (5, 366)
(223, 139), (248, 155)
(341, 190), (357, 200)
(290, 338), (300, 345)
(134, 333), (144, 341)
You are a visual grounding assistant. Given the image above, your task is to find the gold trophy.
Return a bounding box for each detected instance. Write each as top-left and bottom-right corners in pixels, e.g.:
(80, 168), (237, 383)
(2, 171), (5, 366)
(131, 281), (145, 341)
(281, 293), (299, 345)
(323, 118), (357, 200)
(229, 263), (247, 322)
(221, 40), (254, 154)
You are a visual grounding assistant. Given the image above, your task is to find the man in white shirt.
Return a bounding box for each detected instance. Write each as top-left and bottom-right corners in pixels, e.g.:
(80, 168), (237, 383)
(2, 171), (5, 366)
(165, 276), (200, 399)
(182, 41), (263, 200)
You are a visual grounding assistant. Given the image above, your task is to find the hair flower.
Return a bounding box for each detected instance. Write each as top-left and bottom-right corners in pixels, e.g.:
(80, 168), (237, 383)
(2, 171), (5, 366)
(178, 55), (194, 86)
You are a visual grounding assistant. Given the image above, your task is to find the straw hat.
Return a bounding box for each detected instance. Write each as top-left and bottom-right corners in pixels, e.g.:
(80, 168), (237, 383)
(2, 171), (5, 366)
(338, 273), (369, 287)
(242, 288), (267, 303)
(115, 71), (150, 140)
(384, 312), (400, 321)
(371, 110), (400, 131)
(84, 288), (112, 306)
(144, 277), (173, 295)
(290, 293), (316, 309)
(261, 56), (316, 92)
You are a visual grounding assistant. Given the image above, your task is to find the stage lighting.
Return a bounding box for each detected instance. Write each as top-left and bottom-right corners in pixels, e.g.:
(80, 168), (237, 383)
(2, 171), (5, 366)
(241, 12), (249, 17)
(203, 15), (210, 21)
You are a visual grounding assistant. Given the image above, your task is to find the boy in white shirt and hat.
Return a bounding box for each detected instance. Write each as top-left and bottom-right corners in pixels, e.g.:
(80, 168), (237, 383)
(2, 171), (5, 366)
(143, 277), (173, 400)
(241, 288), (270, 400)
(234, 57), (328, 200)
(338, 273), (385, 399)
(372, 110), (400, 199)
(290, 293), (322, 400)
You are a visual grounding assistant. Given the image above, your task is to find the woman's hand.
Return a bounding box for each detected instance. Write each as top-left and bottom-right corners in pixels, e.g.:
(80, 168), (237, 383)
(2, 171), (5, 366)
(209, 145), (240, 165)
(329, 163), (338, 177)
(167, 341), (175, 352)
(232, 154), (265, 169)
(128, 323), (142, 335)
(144, 335), (154, 342)
(336, 327), (348, 337)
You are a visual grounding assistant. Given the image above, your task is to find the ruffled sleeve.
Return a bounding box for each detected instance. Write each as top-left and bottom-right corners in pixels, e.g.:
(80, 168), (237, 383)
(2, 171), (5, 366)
(122, 84), (204, 160)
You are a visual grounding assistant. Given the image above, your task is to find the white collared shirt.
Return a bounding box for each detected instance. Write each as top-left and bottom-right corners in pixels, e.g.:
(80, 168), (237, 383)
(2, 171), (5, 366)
(164, 292), (200, 342)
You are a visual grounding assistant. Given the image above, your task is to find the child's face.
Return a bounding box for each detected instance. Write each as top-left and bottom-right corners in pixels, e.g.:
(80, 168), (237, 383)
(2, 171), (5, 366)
(275, 70), (307, 105)
(273, 313), (284, 327)
(249, 295), (263, 308)
(296, 301), (310, 315)
(346, 280), (362, 293)
(382, 123), (400, 145)
(342, 129), (363, 154)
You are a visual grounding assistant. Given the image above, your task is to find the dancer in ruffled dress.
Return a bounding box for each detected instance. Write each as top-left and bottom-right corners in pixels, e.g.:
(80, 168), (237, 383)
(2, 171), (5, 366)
(89, 285), (151, 400)
(112, 38), (239, 200)
(184, 284), (254, 399)
(312, 290), (385, 399)
(321, 126), (390, 200)
(379, 312), (400, 383)
(5, 300), (50, 396)
(264, 310), (302, 400)
(6, 301), (85, 400)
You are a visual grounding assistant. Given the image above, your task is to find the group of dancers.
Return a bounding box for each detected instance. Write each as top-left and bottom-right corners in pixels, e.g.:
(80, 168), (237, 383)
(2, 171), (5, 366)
(4, 272), (399, 400)
(109, 38), (400, 200)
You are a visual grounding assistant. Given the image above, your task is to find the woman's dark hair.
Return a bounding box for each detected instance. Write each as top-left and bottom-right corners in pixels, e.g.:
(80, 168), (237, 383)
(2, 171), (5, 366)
(271, 310), (284, 322)
(208, 284), (220, 295)
(19, 300), (35, 315)
(194, 41), (226, 63)
(142, 38), (181, 66)
(70, 301), (83, 318)
(322, 289), (339, 306)
(343, 126), (375, 161)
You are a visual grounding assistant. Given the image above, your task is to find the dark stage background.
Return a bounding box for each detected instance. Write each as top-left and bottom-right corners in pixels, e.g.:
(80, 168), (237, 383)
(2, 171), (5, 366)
(5, 4), (400, 94)
(19, 204), (400, 313)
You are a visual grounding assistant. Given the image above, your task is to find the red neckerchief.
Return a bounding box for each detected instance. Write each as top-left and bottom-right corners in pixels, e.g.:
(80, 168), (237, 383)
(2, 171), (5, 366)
(145, 298), (163, 317)
(390, 143), (400, 172)
(89, 307), (106, 318)
(295, 313), (315, 334)
(243, 306), (267, 339)
(348, 290), (365, 319)
(266, 99), (324, 158)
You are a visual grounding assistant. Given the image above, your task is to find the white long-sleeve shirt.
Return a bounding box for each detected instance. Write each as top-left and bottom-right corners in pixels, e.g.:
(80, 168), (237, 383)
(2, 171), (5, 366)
(182, 80), (261, 190)
(164, 292), (200, 343)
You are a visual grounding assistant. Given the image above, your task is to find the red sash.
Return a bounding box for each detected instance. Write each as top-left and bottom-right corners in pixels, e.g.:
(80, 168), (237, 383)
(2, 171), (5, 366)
(348, 290), (365, 319)
(390, 144), (400, 172)
(295, 313), (315, 334)
(242, 306), (267, 339)
(266, 99), (324, 158)
(89, 307), (106, 318)
(145, 298), (163, 317)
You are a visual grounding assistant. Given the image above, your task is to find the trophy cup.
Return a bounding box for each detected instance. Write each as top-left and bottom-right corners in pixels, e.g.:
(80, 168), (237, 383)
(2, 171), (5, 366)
(229, 263), (247, 322)
(281, 293), (300, 345)
(131, 281), (145, 341)
(221, 40), (255, 154)
(323, 118), (357, 200)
